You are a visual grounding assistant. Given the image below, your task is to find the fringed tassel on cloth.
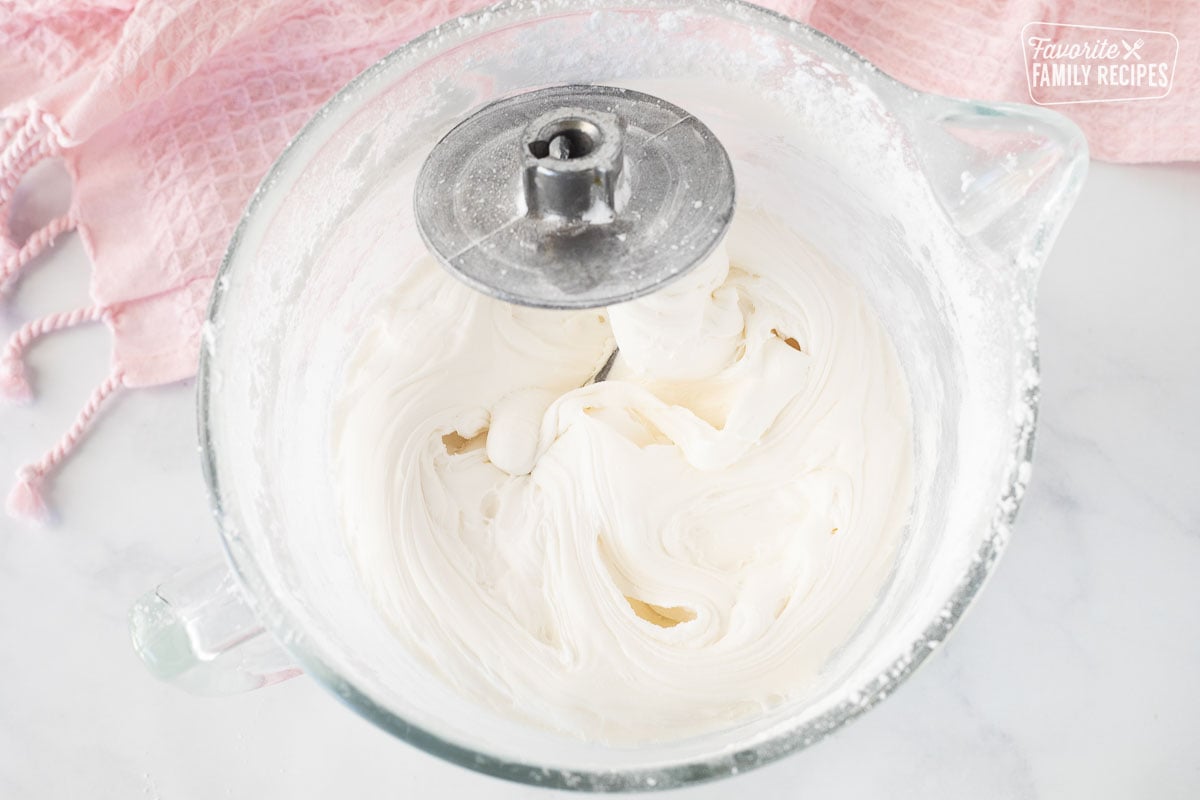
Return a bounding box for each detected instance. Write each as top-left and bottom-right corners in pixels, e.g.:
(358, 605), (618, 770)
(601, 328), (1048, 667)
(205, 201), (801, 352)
(1, 104), (112, 525)
(2, 103), (72, 292)
(0, 304), (109, 402)
(0, 212), (77, 293)
(0, 105), (69, 214)
(7, 467), (50, 523)
(6, 369), (126, 524)
(0, 131), (85, 401)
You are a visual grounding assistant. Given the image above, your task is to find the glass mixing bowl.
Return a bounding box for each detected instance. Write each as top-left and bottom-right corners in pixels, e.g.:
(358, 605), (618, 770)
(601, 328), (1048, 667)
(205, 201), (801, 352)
(129, 0), (1087, 790)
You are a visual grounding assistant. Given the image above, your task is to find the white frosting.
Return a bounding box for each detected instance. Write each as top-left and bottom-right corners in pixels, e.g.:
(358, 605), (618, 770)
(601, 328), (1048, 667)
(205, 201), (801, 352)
(332, 210), (913, 742)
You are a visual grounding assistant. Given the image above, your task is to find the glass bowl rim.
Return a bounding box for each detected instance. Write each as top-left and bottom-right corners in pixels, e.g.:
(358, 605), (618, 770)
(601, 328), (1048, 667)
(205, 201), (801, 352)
(196, 0), (1039, 790)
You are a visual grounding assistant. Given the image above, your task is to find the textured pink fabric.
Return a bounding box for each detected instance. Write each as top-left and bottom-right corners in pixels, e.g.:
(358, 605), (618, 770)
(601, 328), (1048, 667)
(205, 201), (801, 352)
(807, 0), (1198, 163)
(0, 0), (494, 520)
(0, 0), (1196, 522)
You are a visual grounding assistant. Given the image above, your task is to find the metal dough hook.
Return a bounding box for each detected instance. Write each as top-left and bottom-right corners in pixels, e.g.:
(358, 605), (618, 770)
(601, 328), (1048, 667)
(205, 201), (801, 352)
(413, 85), (736, 310)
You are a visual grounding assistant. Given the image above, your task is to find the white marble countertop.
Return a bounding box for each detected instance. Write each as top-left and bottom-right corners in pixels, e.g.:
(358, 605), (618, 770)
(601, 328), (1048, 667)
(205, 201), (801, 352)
(1, 160), (1198, 799)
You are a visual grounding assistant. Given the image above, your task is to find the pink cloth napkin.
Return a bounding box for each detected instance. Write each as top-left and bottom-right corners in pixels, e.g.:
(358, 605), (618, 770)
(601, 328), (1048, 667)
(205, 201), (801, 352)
(1, 0), (1196, 523)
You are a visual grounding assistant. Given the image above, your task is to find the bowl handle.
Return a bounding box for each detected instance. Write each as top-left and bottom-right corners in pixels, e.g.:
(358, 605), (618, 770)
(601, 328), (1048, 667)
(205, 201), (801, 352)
(900, 96), (1089, 284)
(129, 559), (301, 695)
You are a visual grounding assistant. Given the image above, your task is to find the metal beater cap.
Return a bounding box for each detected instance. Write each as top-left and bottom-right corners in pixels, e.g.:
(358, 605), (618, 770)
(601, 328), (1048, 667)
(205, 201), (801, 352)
(413, 85), (735, 309)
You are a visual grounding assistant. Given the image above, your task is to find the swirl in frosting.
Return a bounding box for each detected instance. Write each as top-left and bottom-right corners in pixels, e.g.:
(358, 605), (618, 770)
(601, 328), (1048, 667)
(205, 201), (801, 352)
(332, 210), (913, 742)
